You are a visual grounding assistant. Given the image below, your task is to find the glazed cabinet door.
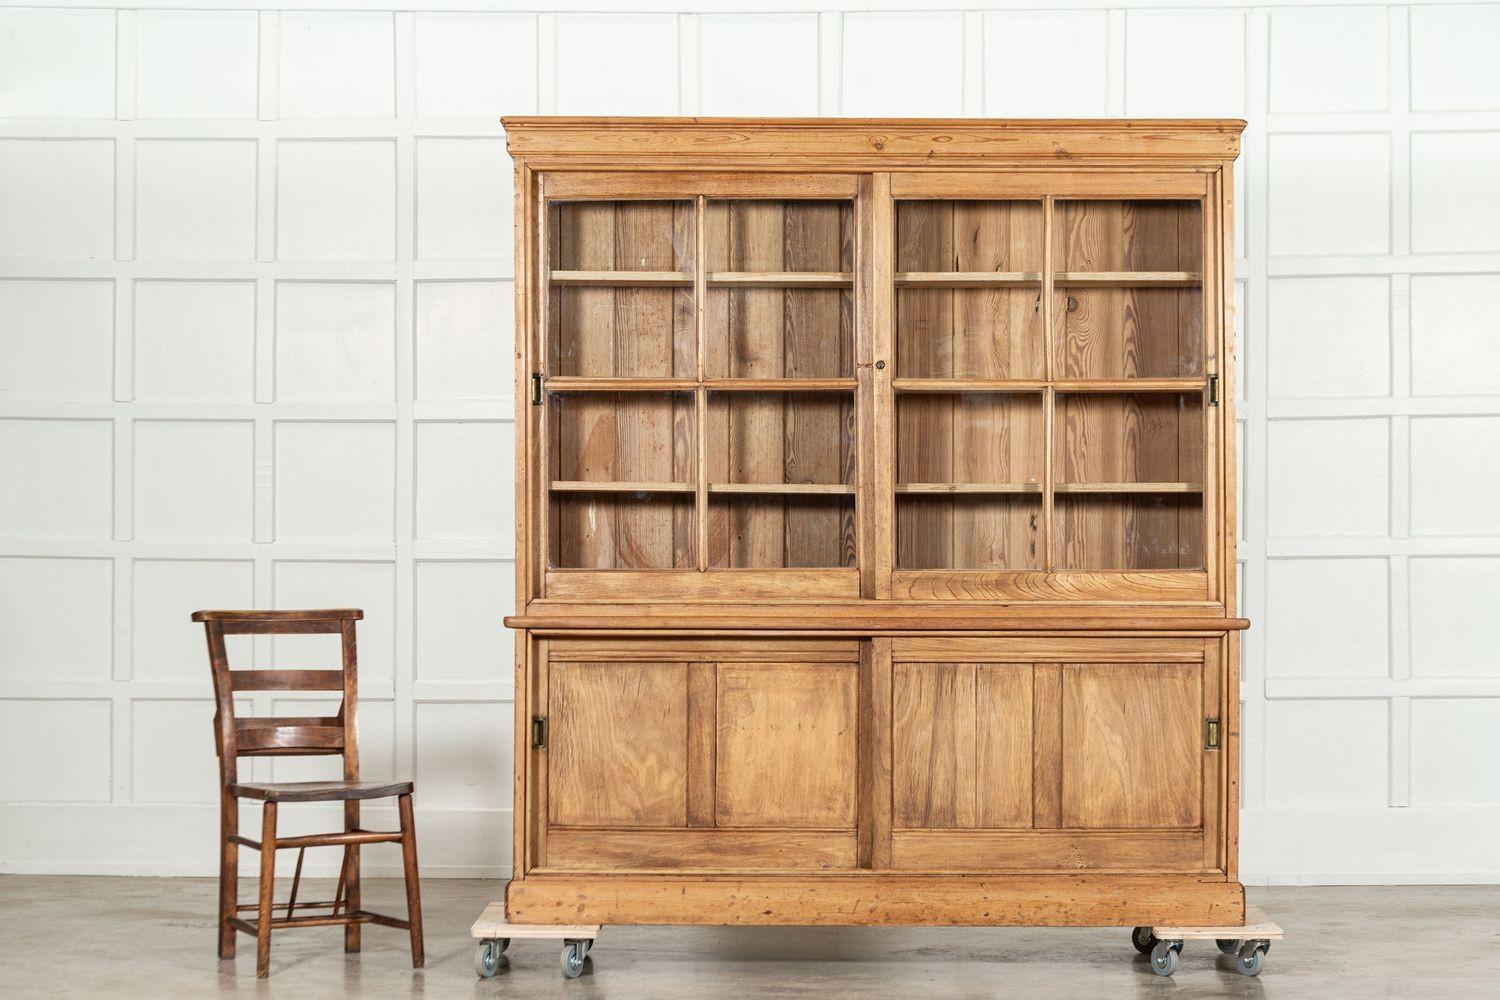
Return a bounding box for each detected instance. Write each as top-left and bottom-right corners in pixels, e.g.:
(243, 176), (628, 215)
(532, 639), (859, 872)
(884, 636), (1223, 874)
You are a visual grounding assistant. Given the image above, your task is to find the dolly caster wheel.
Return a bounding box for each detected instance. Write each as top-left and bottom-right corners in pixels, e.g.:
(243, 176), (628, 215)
(1131, 925), (1158, 954)
(1216, 938), (1242, 955)
(1236, 940), (1268, 977)
(561, 939), (588, 979)
(1150, 940), (1182, 977)
(475, 938), (509, 979)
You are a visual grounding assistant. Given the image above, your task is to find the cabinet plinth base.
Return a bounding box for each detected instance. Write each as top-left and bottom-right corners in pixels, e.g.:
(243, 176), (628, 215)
(505, 875), (1245, 927)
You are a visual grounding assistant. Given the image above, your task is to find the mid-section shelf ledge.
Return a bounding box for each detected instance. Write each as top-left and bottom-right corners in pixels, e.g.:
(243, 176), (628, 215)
(892, 378), (1048, 393)
(549, 270), (693, 287)
(708, 271), (853, 288)
(1054, 271), (1202, 287)
(1054, 482), (1204, 494)
(895, 271), (1042, 288)
(896, 482), (1043, 495)
(708, 482), (856, 496)
(550, 481), (694, 494)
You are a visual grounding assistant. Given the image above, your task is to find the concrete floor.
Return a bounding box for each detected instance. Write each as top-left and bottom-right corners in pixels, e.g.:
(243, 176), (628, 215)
(4, 877), (1498, 999)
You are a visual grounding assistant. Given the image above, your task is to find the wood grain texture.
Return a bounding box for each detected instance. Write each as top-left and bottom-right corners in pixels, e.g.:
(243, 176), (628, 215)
(548, 661), (689, 828)
(1061, 662), (1202, 829)
(890, 829), (1210, 872)
(505, 873), (1245, 927)
(543, 829), (857, 871)
(715, 663), (858, 829)
(891, 662), (1033, 829)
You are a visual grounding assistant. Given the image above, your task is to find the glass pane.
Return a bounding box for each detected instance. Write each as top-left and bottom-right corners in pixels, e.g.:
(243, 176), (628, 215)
(548, 200), (695, 377)
(1053, 391), (1204, 570)
(548, 391), (695, 568)
(1051, 199), (1203, 379)
(895, 200), (1044, 379)
(895, 392), (1044, 570)
(706, 200), (854, 379)
(707, 391), (854, 487)
(708, 495), (856, 569)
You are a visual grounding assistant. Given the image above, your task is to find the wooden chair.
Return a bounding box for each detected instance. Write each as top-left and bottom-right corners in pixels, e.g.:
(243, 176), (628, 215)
(193, 608), (423, 978)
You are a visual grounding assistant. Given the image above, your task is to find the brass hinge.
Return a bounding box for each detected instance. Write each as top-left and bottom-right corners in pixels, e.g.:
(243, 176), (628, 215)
(531, 716), (547, 750)
(530, 373), (543, 406)
(1207, 373), (1220, 406)
(1204, 717), (1221, 750)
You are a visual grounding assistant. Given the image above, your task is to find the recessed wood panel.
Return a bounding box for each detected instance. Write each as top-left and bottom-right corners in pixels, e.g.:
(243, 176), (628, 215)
(548, 661), (688, 827)
(715, 663), (857, 828)
(892, 662), (1033, 829)
(1061, 662), (1202, 829)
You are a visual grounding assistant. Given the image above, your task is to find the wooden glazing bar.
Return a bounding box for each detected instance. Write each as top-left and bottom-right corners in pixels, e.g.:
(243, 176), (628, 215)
(1054, 271), (1201, 287)
(894, 482), (1043, 495)
(708, 482), (856, 496)
(892, 378), (1047, 393)
(695, 195), (709, 572)
(703, 378), (856, 392)
(1051, 378), (1205, 393)
(1041, 195), (1056, 572)
(544, 376), (698, 392)
(1054, 482), (1204, 494)
(550, 480), (694, 494)
(894, 271), (1041, 288)
(549, 270), (693, 287)
(707, 271), (853, 287)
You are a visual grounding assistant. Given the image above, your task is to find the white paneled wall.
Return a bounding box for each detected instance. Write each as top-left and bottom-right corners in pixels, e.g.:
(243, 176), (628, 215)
(1, 1), (1498, 884)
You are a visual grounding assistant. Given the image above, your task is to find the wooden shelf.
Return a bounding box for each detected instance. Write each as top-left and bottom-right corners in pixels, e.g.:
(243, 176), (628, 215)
(896, 483), (1043, 495)
(893, 378), (1048, 393)
(708, 482), (856, 496)
(1054, 482), (1204, 494)
(896, 272), (1042, 288)
(1054, 271), (1201, 288)
(708, 271), (852, 288)
(704, 378), (856, 392)
(550, 270), (693, 287)
(551, 481), (694, 494)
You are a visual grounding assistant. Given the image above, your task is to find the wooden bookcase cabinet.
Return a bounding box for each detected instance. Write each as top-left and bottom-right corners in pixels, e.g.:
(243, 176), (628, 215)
(504, 119), (1248, 928)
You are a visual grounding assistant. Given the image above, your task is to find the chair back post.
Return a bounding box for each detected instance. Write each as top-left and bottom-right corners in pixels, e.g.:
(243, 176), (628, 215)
(340, 617), (360, 785)
(203, 619), (240, 787)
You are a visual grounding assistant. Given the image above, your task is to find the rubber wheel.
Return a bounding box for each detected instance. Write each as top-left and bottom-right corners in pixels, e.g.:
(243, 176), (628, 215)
(1236, 943), (1265, 977)
(561, 941), (586, 979)
(1216, 938), (1242, 955)
(1150, 941), (1180, 977)
(1132, 926), (1158, 955)
(475, 940), (503, 979)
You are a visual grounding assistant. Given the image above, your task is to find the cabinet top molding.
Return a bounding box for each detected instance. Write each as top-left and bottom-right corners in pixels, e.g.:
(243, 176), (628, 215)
(501, 116), (1246, 163)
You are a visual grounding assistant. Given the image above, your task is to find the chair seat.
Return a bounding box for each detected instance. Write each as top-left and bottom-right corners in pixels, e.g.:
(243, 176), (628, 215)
(229, 779), (413, 803)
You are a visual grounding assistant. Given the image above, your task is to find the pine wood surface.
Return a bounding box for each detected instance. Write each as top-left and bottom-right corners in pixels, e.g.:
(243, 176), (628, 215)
(505, 117), (1246, 928)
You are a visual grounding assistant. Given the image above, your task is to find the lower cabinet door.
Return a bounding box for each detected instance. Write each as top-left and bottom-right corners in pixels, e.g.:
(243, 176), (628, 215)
(887, 636), (1223, 874)
(537, 640), (859, 872)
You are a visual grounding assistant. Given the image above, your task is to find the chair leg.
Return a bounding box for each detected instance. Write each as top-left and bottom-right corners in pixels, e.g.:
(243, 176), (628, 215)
(397, 793), (425, 969)
(256, 802), (277, 979)
(218, 793), (237, 959)
(343, 801), (361, 953)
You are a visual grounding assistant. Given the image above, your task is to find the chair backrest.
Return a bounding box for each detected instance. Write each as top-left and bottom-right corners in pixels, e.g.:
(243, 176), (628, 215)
(192, 609), (363, 789)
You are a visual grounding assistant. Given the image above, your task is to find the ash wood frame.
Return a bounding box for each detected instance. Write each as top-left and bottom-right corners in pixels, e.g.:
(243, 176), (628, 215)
(504, 118), (1247, 928)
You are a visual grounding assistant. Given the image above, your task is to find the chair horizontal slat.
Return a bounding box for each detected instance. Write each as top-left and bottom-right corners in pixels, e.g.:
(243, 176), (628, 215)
(235, 724), (344, 753)
(229, 669), (344, 691)
(220, 619), (346, 634)
(193, 608), (362, 623)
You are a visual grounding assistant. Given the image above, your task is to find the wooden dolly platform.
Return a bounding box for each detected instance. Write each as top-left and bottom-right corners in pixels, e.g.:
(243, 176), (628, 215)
(470, 902), (600, 979)
(1132, 903), (1283, 977)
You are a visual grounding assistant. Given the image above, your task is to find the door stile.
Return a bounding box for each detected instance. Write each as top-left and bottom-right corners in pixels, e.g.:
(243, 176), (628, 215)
(869, 174), (895, 598)
(859, 637), (894, 868)
(535, 173), (552, 595)
(1041, 195), (1057, 572)
(1201, 640), (1222, 873)
(530, 636), (550, 871)
(515, 161), (538, 609)
(1201, 178), (1222, 600)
